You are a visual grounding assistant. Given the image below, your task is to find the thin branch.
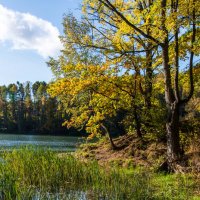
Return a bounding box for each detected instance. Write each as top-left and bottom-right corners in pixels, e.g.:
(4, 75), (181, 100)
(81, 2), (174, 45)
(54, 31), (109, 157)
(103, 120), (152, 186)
(98, 0), (161, 45)
(180, 0), (196, 104)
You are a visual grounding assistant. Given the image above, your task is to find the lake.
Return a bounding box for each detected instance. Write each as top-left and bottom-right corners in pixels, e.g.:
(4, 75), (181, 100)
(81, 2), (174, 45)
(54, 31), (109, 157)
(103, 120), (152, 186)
(0, 134), (83, 151)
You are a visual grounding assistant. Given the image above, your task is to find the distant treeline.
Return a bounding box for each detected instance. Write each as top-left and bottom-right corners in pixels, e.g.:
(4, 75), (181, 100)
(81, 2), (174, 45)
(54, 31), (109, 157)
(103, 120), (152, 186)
(0, 81), (84, 135)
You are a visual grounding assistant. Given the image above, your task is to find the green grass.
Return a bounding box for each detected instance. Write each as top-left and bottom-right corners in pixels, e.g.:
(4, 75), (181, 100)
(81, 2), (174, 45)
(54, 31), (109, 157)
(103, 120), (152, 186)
(0, 147), (199, 200)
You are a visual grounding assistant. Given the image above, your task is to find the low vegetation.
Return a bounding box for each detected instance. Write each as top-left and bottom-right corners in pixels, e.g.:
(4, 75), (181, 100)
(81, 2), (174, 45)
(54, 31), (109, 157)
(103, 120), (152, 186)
(0, 147), (199, 200)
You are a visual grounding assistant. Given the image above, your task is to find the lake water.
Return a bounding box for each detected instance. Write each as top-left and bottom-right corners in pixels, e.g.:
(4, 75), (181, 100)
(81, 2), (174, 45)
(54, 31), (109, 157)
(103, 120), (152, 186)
(0, 134), (83, 151)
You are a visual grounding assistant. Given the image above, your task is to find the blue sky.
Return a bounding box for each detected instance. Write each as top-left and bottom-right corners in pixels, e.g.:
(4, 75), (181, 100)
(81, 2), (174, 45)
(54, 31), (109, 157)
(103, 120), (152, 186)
(0, 0), (82, 85)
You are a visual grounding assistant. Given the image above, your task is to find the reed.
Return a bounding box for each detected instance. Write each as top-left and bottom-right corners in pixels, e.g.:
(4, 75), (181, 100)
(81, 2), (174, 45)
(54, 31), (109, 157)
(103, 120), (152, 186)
(0, 147), (197, 199)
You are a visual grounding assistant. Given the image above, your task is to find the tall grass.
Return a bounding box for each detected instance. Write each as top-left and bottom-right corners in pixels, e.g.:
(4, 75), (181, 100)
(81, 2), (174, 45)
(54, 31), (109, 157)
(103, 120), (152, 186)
(0, 147), (197, 199)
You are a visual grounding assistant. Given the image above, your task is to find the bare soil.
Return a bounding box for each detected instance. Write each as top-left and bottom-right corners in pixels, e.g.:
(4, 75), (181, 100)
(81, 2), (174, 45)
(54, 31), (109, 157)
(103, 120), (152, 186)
(77, 134), (200, 174)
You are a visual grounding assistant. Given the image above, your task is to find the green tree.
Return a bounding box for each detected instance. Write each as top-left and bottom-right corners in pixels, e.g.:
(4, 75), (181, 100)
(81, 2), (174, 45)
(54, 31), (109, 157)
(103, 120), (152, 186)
(24, 82), (33, 131)
(16, 82), (25, 133)
(7, 84), (18, 131)
(0, 86), (8, 131)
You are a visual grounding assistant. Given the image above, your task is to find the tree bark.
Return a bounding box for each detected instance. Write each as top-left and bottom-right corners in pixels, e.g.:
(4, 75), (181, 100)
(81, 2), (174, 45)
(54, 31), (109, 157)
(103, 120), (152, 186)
(161, 42), (182, 168)
(133, 106), (142, 138)
(166, 102), (181, 169)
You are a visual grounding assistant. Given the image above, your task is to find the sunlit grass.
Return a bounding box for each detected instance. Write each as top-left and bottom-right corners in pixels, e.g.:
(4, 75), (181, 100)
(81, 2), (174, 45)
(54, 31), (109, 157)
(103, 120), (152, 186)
(0, 147), (198, 200)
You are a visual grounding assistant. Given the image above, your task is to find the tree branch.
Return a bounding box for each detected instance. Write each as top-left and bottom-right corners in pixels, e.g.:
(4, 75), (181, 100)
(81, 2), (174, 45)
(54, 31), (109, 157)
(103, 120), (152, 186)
(98, 0), (161, 45)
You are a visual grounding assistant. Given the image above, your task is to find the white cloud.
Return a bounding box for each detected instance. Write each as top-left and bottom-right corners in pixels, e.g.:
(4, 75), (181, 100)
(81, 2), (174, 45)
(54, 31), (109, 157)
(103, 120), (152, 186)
(0, 4), (62, 58)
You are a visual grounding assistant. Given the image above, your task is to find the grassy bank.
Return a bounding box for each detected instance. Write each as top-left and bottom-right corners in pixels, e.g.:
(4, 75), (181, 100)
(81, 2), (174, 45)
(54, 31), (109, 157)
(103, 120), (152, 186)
(0, 147), (199, 199)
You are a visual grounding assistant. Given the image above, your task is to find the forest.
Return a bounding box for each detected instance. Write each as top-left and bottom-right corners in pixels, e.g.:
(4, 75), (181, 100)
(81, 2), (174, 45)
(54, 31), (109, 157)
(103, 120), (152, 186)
(0, 81), (81, 135)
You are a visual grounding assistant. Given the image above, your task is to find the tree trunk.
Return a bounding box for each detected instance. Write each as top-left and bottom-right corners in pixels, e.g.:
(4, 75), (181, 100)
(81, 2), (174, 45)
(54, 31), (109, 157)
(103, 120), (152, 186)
(100, 123), (117, 150)
(162, 39), (182, 170)
(166, 102), (181, 171)
(133, 106), (142, 138)
(145, 44), (153, 110)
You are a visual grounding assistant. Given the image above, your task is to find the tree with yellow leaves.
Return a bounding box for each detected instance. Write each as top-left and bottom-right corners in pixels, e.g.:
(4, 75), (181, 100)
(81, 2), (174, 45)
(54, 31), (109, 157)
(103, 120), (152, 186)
(82, 0), (199, 170)
(48, 0), (199, 170)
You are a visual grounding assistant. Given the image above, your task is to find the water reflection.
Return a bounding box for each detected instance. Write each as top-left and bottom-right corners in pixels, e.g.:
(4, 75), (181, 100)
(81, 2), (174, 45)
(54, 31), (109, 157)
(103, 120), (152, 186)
(0, 134), (82, 151)
(33, 191), (88, 200)
(29, 190), (107, 200)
